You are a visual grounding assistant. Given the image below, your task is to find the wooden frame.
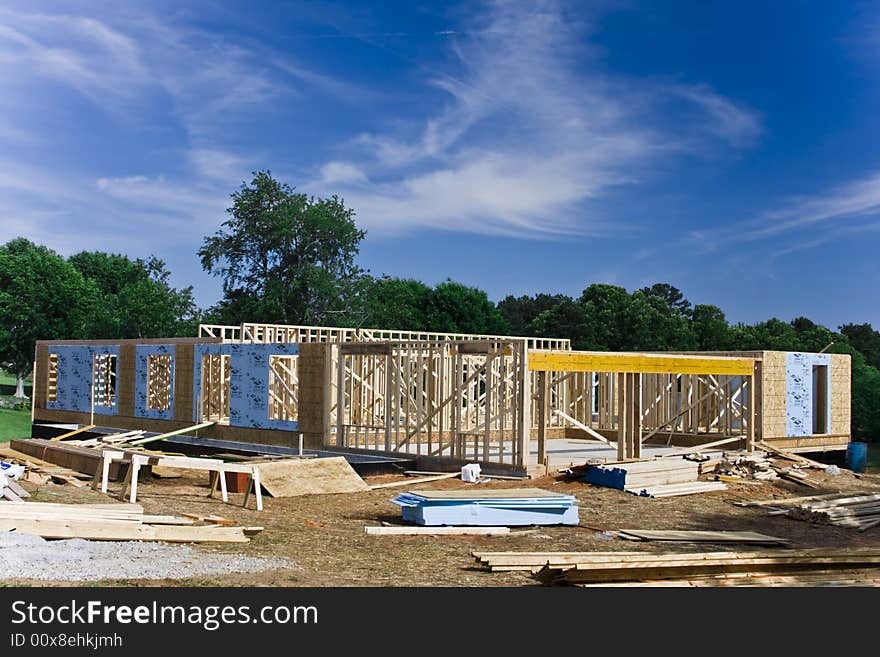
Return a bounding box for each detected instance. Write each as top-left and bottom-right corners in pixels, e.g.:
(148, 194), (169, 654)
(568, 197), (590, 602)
(146, 353), (173, 411)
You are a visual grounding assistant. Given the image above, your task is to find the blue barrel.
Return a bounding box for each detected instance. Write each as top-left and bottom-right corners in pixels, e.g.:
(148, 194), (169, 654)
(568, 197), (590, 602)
(846, 442), (868, 473)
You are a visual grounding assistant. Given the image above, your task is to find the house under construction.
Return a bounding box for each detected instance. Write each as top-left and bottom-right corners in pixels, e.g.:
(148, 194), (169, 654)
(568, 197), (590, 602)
(32, 322), (851, 475)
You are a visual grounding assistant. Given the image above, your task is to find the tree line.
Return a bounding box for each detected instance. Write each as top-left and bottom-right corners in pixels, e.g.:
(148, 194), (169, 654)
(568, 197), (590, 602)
(1, 170), (877, 440)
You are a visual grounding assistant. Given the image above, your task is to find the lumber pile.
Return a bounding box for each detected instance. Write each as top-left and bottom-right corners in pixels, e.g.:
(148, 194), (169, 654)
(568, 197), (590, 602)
(0, 446), (94, 487)
(389, 488), (579, 526)
(784, 493), (880, 531)
(476, 548), (880, 585)
(584, 458), (699, 491)
(712, 452), (777, 481)
(0, 500), (263, 543)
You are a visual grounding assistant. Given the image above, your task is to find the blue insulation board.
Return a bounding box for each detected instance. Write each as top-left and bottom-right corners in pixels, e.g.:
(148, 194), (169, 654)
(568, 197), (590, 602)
(390, 492), (579, 526)
(584, 466), (628, 490)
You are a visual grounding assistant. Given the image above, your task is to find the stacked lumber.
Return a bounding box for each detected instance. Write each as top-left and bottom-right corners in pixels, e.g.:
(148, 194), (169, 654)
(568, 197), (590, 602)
(473, 548), (880, 585)
(785, 493), (880, 531)
(628, 481), (727, 498)
(0, 500), (263, 543)
(575, 571), (880, 587)
(585, 458), (699, 491)
(390, 488), (579, 526)
(0, 445), (93, 487)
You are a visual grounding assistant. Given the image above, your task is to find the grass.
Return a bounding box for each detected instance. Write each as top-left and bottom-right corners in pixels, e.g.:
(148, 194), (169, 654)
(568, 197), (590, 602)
(0, 396), (30, 443)
(0, 369), (30, 387)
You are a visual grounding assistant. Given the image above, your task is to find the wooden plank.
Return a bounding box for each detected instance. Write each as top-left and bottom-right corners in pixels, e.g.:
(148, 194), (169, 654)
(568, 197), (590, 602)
(658, 436), (743, 458)
(554, 410), (615, 446)
(365, 526), (510, 535)
(256, 457), (369, 497)
(0, 518), (251, 542)
(529, 351), (754, 376)
(615, 530), (790, 545)
(369, 473), (459, 490)
(49, 424), (97, 442)
(127, 421), (216, 446)
(734, 492), (848, 508)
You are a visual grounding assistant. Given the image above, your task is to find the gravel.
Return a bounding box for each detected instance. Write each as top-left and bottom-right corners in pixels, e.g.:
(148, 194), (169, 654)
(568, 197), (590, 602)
(0, 531), (294, 582)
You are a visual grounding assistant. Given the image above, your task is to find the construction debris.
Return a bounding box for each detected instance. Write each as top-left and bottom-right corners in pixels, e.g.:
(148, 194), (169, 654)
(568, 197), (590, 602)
(783, 493), (880, 531)
(390, 488), (579, 526)
(712, 452), (777, 481)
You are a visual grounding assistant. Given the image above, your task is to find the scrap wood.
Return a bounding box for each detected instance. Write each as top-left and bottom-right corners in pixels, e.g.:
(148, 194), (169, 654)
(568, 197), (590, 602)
(772, 466), (822, 489)
(370, 472), (459, 489)
(49, 425), (96, 442)
(733, 492), (847, 508)
(126, 421), (216, 446)
(181, 513), (236, 526)
(756, 441), (827, 469)
(614, 529), (790, 546)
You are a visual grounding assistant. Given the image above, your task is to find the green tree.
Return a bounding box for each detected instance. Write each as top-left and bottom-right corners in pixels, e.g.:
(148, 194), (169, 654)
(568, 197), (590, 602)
(0, 238), (97, 397)
(529, 299), (595, 350)
(840, 323), (880, 369)
(359, 277), (432, 330)
(69, 252), (198, 339)
(423, 280), (508, 334)
(639, 283), (693, 319)
(199, 170), (366, 325)
(692, 304), (732, 350)
(497, 293), (571, 336)
(579, 283), (632, 350)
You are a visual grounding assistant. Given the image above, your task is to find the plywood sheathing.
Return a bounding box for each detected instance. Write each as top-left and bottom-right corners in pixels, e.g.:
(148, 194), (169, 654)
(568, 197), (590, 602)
(830, 353), (851, 437)
(759, 351), (788, 441)
(117, 343), (136, 418)
(173, 343), (194, 423)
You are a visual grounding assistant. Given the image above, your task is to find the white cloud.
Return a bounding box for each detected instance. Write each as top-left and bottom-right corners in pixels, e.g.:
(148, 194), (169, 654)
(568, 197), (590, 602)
(318, 161), (369, 185)
(309, 0), (762, 237)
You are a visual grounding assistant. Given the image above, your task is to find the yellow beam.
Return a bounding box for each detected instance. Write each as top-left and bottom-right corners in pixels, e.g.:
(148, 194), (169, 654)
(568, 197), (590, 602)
(528, 351), (754, 376)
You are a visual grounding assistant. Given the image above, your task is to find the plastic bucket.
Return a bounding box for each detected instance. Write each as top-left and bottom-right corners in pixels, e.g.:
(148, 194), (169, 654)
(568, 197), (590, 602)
(846, 442), (868, 474)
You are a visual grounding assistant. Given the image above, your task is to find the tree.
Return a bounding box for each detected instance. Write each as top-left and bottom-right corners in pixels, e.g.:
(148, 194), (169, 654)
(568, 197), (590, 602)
(529, 299), (595, 350)
(579, 283), (632, 350)
(497, 293), (571, 336)
(359, 277), (432, 330)
(69, 252), (198, 339)
(423, 280), (508, 334)
(840, 323), (880, 369)
(199, 170), (366, 325)
(0, 238), (97, 397)
(692, 304), (732, 350)
(639, 283), (692, 319)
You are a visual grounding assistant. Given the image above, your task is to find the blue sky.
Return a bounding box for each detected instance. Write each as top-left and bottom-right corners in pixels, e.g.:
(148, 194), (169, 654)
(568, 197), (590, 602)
(1, 0), (878, 329)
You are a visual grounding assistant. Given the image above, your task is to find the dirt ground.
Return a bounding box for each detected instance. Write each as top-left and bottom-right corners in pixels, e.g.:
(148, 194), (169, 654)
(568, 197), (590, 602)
(6, 464), (880, 587)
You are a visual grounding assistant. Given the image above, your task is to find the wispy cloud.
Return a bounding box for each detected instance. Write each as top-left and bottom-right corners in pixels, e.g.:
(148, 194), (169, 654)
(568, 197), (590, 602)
(308, 0), (761, 237)
(689, 170), (880, 253)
